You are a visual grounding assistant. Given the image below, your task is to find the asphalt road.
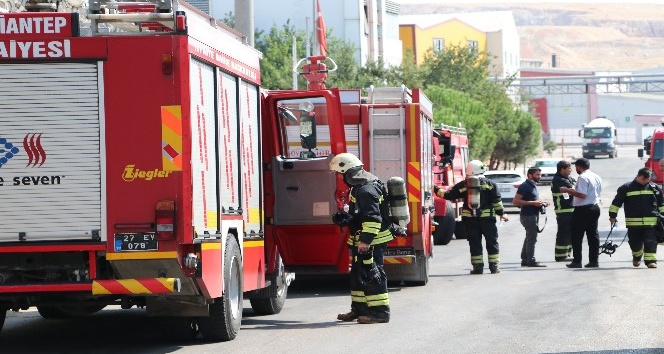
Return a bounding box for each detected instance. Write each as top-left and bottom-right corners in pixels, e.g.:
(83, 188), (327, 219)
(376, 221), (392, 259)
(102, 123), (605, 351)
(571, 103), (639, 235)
(4, 145), (664, 354)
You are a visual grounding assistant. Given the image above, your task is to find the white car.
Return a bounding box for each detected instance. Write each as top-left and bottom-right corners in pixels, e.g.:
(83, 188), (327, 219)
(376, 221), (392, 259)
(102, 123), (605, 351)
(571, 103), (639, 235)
(531, 158), (561, 184)
(484, 170), (526, 208)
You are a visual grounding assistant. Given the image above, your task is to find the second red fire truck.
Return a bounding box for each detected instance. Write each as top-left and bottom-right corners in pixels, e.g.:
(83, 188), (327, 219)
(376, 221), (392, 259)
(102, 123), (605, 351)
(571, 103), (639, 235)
(432, 124), (469, 245)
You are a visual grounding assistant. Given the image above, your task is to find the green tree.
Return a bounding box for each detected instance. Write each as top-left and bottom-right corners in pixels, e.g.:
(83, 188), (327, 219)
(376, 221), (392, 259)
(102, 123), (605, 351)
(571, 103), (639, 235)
(420, 45), (490, 93)
(421, 44), (540, 165)
(543, 140), (558, 156)
(254, 21), (307, 90)
(425, 86), (496, 161)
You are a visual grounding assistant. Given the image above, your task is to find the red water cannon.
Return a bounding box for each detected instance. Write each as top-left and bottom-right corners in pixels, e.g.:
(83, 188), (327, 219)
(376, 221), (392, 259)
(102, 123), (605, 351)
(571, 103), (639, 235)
(294, 55), (338, 90)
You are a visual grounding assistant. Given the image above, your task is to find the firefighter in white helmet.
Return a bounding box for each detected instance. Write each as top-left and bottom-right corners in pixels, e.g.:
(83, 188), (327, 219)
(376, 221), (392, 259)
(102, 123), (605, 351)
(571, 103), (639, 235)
(330, 153), (392, 324)
(434, 160), (508, 274)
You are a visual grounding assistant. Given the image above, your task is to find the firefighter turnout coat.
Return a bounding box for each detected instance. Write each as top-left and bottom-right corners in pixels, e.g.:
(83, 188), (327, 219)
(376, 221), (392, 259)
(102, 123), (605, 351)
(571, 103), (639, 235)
(551, 172), (575, 261)
(435, 177), (505, 267)
(345, 169), (392, 320)
(609, 179), (664, 265)
(436, 178), (505, 219)
(609, 180), (664, 228)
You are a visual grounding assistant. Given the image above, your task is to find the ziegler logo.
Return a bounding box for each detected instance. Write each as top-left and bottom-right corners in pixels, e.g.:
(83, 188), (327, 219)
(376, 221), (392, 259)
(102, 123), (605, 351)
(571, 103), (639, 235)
(122, 164), (173, 182)
(23, 133), (46, 167)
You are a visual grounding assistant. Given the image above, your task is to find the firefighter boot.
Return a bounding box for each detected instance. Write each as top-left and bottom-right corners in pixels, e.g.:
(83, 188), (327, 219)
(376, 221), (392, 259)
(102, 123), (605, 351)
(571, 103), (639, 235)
(470, 264), (484, 275)
(357, 316), (389, 324)
(647, 262), (658, 269)
(337, 311), (359, 322)
(633, 256), (641, 267)
(489, 262), (500, 274)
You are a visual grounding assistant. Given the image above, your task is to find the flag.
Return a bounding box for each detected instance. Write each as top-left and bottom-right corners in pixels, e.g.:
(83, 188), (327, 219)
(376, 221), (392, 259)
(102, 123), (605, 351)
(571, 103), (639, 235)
(316, 0), (328, 56)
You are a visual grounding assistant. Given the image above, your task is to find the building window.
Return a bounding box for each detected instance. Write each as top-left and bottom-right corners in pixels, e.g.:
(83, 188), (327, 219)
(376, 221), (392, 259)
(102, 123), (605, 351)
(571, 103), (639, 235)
(433, 38), (445, 55)
(467, 40), (478, 52)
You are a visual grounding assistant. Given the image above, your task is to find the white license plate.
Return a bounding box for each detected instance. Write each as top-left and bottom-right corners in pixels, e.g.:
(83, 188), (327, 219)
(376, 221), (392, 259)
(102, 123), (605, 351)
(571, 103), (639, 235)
(500, 188), (511, 193)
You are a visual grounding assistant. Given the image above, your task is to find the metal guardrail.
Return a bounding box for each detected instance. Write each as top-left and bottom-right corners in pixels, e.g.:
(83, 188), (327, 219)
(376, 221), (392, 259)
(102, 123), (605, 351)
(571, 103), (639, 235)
(502, 73), (664, 95)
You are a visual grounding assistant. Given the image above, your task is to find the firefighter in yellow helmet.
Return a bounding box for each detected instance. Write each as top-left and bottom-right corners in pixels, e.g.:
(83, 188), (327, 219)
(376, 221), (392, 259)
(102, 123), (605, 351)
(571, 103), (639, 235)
(330, 153), (392, 324)
(434, 160), (508, 274)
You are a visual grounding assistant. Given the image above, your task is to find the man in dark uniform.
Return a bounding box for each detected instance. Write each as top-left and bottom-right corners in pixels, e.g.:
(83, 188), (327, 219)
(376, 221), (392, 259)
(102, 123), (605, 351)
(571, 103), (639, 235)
(434, 160), (508, 274)
(330, 153), (393, 324)
(609, 167), (664, 268)
(551, 160), (575, 261)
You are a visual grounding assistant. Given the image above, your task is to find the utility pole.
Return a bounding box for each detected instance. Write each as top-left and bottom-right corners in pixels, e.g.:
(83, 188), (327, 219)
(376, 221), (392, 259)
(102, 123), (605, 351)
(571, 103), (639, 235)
(235, 0), (254, 46)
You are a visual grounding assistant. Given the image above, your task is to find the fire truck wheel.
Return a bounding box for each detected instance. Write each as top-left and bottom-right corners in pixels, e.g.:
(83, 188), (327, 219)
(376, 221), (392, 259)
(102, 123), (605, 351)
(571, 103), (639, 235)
(454, 221), (467, 240)
(199, 234), (243, 342)
(433, 203), (456, 245)
(249, 254), (288, 315)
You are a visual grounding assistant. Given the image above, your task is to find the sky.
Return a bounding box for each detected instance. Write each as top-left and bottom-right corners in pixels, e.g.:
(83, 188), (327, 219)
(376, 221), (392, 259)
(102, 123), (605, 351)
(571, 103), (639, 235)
(393, 0), (664, 3)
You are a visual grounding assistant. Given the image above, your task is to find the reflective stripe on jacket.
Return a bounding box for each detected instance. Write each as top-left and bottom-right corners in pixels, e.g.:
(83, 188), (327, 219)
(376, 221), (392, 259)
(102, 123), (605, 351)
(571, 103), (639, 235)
(609, 180), (664, 227)
(347, 181), (394, 246)
(436, 177), (504, 218)
(551, 173), (575, 214)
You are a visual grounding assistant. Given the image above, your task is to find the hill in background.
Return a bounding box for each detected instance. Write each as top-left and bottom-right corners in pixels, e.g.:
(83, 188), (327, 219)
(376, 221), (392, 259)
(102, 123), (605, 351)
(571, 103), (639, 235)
(400, 2), (664, 72)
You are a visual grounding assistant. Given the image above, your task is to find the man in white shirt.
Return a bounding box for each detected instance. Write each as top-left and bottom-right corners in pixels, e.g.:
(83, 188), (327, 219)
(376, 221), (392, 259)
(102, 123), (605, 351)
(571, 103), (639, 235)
(560, 158), (603, 268)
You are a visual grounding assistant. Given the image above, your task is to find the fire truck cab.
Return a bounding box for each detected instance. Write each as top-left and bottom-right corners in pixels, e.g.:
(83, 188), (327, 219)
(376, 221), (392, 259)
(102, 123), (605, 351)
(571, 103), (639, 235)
(639, 124), (664, 185)
(432, 124), (469, 245)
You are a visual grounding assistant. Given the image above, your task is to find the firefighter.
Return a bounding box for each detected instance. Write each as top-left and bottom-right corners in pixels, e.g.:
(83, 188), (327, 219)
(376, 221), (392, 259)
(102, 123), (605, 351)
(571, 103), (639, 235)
(330, 153), (392, 324)
(551, 160), (576, 261)
(608, 167), (664, 268)
(434, 160), (508, 274)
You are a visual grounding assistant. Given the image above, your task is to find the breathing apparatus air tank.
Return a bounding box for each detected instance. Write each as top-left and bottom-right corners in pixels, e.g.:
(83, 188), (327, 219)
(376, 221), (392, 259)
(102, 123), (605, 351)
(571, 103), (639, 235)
(466, 175), (481, 217)
(386, 177), (410, 227)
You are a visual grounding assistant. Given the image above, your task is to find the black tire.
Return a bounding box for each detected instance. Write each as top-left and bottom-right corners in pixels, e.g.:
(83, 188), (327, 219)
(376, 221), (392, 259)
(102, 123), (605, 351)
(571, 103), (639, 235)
(454, 220), (467, 240)
(37, 306), (70, 319)
(199, 234), (243, 342)
(582, 153), (590, 159)
(433, 203), (455, 245)
(249, 254), (288, 316)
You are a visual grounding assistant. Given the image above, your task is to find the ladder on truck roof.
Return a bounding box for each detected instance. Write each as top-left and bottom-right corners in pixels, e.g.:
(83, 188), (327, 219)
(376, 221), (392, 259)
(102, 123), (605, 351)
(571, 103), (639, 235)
(439, 123), (467, 136)
(85, 0), (244, 38)
(366, 85), (412, 104)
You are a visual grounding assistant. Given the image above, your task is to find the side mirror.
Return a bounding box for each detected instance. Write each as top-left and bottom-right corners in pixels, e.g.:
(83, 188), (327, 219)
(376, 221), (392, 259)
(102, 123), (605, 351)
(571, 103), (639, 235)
(638, 149), (644, 158)
(278, 105), (298, 123)
(300, 113), (317, 150)
(578, 130), (582, 138)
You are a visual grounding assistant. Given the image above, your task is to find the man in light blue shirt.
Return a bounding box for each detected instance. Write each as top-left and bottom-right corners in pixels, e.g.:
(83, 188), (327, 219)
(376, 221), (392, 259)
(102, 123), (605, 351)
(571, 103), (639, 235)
(560, 158), (603, 268)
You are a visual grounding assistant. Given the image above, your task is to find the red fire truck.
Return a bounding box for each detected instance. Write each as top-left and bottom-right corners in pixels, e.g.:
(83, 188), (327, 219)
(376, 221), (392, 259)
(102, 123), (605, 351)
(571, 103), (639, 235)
(432, 124), (469, 245)
(275, 63), (435, 285)
(639, 126), (664, 185)
(0, 0), (350, 341)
